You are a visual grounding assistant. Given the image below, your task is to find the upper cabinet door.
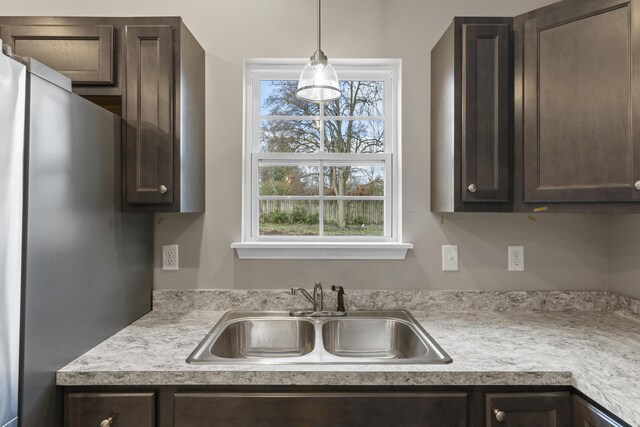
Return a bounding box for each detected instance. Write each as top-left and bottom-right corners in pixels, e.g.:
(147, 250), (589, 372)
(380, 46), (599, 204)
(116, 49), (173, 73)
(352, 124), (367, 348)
(124, 25), (174, 205)
(523, 0), (640, 202)
(431, 18), (512, 213)
(462, 23), (511, 203)
(0, 25), (115, 86)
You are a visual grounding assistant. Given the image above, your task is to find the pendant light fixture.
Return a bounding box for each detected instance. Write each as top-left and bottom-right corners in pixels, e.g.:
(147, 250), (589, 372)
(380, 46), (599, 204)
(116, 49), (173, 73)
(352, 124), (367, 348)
(296, 0), (341, 103)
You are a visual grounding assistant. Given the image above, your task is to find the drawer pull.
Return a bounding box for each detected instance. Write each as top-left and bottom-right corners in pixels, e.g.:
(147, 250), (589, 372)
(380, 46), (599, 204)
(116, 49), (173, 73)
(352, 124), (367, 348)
(159, 184), (168, 194)
(494, 409), (506, 422)
(468, 183), (477, 193)
(635, 180), (640, 190)
(100, 417), (113, 427)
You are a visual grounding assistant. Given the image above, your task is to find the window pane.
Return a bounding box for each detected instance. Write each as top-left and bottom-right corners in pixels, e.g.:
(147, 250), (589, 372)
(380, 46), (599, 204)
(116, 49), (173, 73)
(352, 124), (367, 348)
(324, 120), (384, 153)
(260, 80), (319, 116)
(260, 120), (320, 153)
(259, 200), (319, 236)
(323, 81), (384, 117)
(323, 200), (384, 236)
(259, 165), (319, 196)
(323, 165), (384, 196)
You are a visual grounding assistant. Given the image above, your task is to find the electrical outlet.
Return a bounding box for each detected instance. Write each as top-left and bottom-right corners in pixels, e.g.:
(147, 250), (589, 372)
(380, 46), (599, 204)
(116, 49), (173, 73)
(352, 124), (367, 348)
(442, 245), (459, 272)
(162, 244), (179, 271)
(508, 245), (524, 272)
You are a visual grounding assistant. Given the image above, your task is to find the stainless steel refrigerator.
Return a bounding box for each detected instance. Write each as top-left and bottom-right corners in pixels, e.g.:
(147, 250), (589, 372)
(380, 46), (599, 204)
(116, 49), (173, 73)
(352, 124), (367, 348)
(0, 45), (153, 427)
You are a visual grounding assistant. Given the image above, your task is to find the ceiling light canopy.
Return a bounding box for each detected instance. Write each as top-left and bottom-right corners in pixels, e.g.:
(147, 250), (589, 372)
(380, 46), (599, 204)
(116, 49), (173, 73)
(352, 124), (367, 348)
(296, 0), (341, 103)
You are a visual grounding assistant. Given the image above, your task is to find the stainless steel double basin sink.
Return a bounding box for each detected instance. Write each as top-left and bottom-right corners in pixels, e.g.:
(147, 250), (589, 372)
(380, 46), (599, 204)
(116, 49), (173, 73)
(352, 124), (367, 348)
(187, 310), (452, 364)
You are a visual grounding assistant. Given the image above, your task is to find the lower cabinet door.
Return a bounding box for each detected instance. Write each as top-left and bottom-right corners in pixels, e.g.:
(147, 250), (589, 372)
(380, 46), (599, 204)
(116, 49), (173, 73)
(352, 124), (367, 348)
(573, 395), (624, 427)
(174, 392), (468, 427)
(65, 392), (155, 427)
(485, 392), (571, 427)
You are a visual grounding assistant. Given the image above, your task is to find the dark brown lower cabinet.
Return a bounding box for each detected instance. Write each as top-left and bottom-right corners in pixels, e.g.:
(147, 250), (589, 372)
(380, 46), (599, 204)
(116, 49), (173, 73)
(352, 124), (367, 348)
(485, 392), (571, 427)
(65, 392), (155, 427)
(573, 395), (624, 427)
(174, 392), (468, 427)
(62, 387), (631, 427)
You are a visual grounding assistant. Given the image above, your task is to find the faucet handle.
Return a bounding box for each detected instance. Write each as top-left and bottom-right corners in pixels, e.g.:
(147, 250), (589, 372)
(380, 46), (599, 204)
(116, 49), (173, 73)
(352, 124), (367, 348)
(290, 287), (301, 295)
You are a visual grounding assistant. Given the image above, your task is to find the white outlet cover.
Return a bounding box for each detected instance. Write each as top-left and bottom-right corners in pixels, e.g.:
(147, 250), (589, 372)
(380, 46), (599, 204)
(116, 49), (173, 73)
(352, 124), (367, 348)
(162, 244), (179, 271)
(442, 245), (459, 272)
(508, 245), (524, 272)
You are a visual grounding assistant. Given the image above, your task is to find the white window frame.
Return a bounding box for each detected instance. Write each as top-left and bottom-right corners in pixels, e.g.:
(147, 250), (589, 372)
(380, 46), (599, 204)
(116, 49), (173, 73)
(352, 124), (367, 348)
(232, 59), (412, 259)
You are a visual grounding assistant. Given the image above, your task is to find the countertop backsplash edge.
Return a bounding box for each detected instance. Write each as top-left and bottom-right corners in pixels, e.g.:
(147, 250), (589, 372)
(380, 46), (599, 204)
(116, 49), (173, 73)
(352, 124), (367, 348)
(153, 289), (640, 319)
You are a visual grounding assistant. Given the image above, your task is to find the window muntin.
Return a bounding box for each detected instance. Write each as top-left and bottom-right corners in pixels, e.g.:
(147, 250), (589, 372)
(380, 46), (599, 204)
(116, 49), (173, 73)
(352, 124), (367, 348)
(245, 62), (399, 241)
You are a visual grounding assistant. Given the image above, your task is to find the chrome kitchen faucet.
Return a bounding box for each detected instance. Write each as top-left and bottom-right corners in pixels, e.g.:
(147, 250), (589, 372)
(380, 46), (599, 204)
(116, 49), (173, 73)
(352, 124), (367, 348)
(291, 281), (323, 312)
(290, 282), (346, 317)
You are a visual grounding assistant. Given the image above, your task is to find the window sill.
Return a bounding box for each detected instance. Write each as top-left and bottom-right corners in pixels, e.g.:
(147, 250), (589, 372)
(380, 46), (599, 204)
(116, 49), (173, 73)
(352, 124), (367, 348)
(231, 242), (413, 260)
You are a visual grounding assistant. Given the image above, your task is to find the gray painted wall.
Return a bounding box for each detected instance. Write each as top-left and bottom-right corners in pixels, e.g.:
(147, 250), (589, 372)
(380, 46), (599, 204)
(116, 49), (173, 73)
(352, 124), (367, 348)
(609, 216), (640, 299)
(7, 0), (639, 294)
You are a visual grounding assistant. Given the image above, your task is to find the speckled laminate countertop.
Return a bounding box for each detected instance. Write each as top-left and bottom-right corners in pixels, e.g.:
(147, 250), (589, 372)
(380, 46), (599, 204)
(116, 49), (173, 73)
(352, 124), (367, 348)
(57, 305), (640, 426)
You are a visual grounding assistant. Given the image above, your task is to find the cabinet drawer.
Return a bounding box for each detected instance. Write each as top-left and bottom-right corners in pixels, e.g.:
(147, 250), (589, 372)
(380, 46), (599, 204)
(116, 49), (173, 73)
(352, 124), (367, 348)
(174, 392), (467, 427)
(65, 392), (155, 427)
(486, 392), (571, 427)
(0, 24), (115, 86)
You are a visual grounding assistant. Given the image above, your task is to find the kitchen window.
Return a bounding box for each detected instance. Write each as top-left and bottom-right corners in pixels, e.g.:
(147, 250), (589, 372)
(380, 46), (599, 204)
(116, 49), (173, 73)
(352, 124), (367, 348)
(232, 59), (412, 259)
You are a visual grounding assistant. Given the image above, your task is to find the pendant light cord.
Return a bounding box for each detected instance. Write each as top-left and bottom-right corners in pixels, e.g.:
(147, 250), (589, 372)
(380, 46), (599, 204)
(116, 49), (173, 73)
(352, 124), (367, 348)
(317, 0), (322, 52)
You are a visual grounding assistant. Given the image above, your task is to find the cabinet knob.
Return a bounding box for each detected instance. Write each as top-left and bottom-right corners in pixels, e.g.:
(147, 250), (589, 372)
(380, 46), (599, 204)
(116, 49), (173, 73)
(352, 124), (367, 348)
(468, 184), (477, 193)
(100, 417), (113, 427)
(159, 185), (168, 194)
(635, 180), (640, 190)
(494, 409), (506, 422)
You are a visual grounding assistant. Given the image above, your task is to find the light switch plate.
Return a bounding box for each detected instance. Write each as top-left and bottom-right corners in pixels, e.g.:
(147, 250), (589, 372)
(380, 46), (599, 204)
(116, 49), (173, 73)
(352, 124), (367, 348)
(162, 244), (179, 271)
(442, 245), (459, 272)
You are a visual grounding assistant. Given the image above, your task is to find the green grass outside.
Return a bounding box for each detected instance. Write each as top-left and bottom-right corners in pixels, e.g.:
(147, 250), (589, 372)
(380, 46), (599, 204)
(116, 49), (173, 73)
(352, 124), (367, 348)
(260, 222), (383, 236)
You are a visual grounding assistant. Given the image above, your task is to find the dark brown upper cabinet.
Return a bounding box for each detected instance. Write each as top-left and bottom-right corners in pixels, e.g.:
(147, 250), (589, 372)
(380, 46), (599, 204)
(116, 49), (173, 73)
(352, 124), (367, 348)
(431, 17), (513, 213)
(0, 17), (205, 213)
(122, 20), (204, 212)
(124, 25), (175, 207)
(485, 392), (571, 427)
(521, 0), (640, 204)
(0, 24), (115, 87)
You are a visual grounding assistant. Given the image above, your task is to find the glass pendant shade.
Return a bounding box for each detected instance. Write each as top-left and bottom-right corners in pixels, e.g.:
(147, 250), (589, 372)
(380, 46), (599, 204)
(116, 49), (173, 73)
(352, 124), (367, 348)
(296, 53), (341, 103)
(296, 0), (341, 103)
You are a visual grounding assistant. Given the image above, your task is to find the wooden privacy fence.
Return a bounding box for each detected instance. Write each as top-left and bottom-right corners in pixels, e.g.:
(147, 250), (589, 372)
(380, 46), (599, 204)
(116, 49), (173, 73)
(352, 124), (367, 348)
(260, 200), (383, 224)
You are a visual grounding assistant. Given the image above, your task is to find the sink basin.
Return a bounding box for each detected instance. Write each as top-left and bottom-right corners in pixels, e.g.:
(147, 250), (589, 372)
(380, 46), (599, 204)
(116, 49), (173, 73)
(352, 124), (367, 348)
(187, 310), (451, 364)
(210, 319), (315, 358)
(322, 318), (429, 359)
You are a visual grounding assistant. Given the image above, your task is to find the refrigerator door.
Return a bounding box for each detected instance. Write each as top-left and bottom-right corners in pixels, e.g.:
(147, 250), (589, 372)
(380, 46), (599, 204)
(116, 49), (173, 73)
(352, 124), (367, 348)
(0, 53), (26, 427)
(20, 61), (153, 427)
